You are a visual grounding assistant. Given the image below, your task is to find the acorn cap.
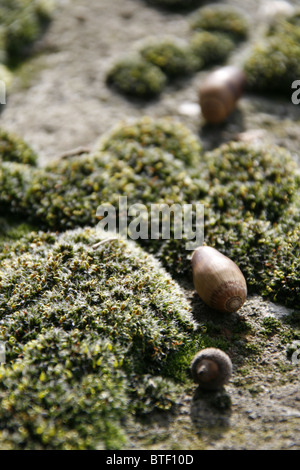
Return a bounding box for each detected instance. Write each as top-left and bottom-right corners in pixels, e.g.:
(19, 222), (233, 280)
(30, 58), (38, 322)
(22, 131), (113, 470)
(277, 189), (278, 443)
(191, 347), (232, 390)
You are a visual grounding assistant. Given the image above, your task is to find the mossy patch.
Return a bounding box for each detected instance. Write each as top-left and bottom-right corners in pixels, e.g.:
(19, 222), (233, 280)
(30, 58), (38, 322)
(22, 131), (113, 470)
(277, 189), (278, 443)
(139, 38), (196, 78)
(106, 5), (248, 99)
(0, 226), (199, 449)
(0, 118), (204, 229)
(98, 116), (203, 167)
(190, 5), (249, 42)
(243, 12), (300, 95)
(0, 128), (38, 165)
(188, 31), (235, 70)
(0, 0), (54, 64)
(0, 122), (299, 309)
(106, 56), (167, 99)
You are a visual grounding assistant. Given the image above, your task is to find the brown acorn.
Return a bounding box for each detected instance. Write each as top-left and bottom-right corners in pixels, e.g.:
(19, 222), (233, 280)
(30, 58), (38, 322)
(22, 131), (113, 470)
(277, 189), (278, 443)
(198, 66), (246, 124)
(192, 246), (247, 313)
(191, 347), (232, 390)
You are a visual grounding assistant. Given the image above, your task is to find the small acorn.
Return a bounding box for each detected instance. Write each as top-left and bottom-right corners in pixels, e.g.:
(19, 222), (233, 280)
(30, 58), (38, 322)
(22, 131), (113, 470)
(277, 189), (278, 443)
(192, 246), (247, 313)
(191, 347), (232, 390)
(198, 66), (246, 124)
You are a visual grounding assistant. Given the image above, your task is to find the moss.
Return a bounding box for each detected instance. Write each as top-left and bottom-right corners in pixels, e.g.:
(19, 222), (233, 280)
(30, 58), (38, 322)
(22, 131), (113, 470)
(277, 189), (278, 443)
(0, 0), (54, 63)
(98, 116), (203, 167)
(243, 13), (300, 95)
(190, 5), (249, 42)
(203, 142), (299, 222)
(157, 142), (300, 309)
(260, 317), (282, 336)
(0, 226), (198, 449)
(106, 56), (167, 98)
(139, 38), (196, 78)
(0, 125), (299, 309)
(0, 146), (203, 230)
(0, 128), (37, 165)
(188, 31), (236, 70)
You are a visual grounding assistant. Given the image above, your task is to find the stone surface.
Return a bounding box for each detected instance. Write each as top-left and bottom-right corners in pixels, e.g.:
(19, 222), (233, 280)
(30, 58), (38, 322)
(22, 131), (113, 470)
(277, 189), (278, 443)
(0, 0), (299, 450)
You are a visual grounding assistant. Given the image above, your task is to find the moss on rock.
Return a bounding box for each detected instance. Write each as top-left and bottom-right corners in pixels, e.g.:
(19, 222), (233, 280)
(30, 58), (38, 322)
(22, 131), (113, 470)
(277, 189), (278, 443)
(243, 13), (300, 95)
(0, 124), (299, 310)
(0, 128), (37, 165)
(106, 56), (167, 98)
(190, 5), (249, 42)
(0, 226), (198, 449)
(188, 31), (236, 70)
(203, 141), (299, 222)
(157, 142), (300, 309)
(139, 38), (196, 78)
(98, 116), (203, 167)
(0, 0), (54, 63)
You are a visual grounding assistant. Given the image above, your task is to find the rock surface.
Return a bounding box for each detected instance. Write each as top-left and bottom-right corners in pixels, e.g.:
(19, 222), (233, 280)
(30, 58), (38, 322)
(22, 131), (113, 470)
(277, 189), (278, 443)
(0, 0), (299, 450)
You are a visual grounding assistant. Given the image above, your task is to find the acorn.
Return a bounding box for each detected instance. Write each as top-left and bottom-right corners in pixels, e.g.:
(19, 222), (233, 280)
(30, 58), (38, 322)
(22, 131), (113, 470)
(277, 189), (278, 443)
(191, 246), (247, 313)
(198, 66), (246, 124)
(191, 347), (232, 390)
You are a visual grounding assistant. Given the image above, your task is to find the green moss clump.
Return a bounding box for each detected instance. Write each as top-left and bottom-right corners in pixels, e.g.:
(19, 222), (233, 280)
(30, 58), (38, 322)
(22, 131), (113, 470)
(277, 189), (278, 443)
(190, 5), (249, 42)
(203, 142), (299, 222)
(0, 124), (298, 310)
(106, 56), (167, 98)
(0, 226), (198, 449)
(139, 38), (196, 78)
(243, 14), (300, 95)
(188, 31), (235, 70)
(0, 125), (204, 230)
(156, 141), (300, 309)
(0, 128), (37, 165)
(98, 116), (203, 167)
(0, 0), (54, 63)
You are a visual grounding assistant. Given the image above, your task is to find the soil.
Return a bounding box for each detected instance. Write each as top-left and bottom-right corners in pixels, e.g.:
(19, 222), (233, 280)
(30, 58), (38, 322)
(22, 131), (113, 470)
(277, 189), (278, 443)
(0, 0), (299, 450)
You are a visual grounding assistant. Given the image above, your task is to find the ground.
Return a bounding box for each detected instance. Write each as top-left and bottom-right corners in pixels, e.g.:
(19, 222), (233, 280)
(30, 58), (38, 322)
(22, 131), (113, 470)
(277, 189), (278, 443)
(0, 0), (299, 450)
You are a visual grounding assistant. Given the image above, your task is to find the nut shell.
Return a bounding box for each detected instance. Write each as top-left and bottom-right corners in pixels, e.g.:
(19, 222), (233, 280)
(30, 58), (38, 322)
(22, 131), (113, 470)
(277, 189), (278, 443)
(199, 66), (246, 124)
(191, 347), (232, 390)
(192, 246), (247, 313)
